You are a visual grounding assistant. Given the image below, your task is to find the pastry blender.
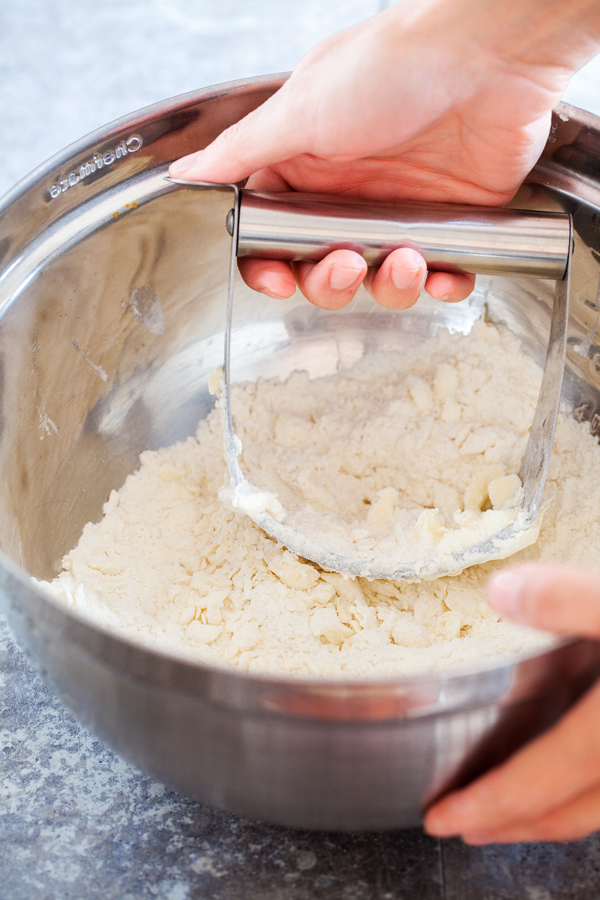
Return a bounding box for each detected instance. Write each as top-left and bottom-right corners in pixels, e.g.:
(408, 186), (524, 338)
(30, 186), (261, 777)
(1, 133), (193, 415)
(169, 179), (571, 580)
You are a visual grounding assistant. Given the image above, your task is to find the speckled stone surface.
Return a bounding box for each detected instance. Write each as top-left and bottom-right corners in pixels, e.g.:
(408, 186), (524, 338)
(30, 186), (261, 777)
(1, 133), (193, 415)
(442, 838), (600, 900)
(3, 2), (600, 898)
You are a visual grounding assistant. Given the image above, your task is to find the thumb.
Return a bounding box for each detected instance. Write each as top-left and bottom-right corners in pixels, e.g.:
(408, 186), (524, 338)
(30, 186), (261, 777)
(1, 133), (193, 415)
(488, 563), (600, 638)
(168, 81), (304, 184)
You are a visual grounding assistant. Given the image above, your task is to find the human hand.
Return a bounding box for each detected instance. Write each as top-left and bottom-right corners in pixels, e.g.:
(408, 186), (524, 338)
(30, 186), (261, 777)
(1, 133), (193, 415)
(169, 0), (599, 311)
(425, 563), (600, 843)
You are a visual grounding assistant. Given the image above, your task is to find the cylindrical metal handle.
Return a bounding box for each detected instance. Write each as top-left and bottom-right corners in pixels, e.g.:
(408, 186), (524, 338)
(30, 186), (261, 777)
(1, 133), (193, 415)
(234, 190), (571, 279)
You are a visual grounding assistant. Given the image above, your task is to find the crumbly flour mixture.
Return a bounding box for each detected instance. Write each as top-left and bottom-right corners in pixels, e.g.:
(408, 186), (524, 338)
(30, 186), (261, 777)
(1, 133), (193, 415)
(218, 327), (539, 579)
(37, 319), (600, 677)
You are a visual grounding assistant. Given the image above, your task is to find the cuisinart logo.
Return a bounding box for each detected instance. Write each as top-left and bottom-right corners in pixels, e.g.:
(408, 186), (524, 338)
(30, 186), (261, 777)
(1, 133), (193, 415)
(49, 134), (143, 199)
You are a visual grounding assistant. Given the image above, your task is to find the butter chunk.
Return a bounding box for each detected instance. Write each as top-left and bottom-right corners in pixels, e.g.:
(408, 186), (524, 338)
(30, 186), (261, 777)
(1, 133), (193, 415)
(311, 607), (352, 644)
(434, 363), (459, 401)
(187, 621), (222, 643)
(488, 473), (522, 509)
(367, 487), (399, 531)
(268, 550), (319, 590)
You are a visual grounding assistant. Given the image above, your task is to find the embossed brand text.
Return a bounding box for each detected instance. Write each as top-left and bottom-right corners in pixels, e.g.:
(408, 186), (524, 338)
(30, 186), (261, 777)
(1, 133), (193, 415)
(49, 134), (143, 199)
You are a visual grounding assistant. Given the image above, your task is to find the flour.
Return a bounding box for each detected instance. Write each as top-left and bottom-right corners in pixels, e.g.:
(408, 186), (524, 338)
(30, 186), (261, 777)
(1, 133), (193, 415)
(37, 319), (600, 678)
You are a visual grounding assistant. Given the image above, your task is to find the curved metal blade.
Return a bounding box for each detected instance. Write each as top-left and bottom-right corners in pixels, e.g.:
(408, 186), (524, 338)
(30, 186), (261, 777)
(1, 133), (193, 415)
(519, 258), (570, 518)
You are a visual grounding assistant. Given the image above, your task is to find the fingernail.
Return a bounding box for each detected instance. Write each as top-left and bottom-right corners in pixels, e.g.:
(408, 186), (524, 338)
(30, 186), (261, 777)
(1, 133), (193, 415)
(169, 155), (197, 178)
(391, 265), (422, 290)
(488, 571), (525, 617)
(329, 264), (363, 291)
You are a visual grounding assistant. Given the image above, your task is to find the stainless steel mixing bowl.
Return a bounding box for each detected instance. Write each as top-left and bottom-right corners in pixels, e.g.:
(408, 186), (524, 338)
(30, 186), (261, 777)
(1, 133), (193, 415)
(2, 75), (600, 831)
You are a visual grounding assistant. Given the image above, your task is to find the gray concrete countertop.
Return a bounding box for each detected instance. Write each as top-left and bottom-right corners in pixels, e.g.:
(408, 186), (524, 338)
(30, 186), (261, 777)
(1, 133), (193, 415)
(3, 2), (600, 898)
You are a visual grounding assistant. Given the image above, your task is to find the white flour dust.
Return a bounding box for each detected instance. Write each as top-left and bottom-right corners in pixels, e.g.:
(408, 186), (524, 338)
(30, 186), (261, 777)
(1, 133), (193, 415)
(37, 320), (600, 678)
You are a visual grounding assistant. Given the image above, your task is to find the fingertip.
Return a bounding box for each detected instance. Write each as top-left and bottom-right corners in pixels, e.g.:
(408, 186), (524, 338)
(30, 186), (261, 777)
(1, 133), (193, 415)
(257, 272), (296, 299)
(488, 563), (600, 636)
(329, 249), (368, 276)
(423, 793), (466, 838)
(169, 118), (257, 184)
(426, 272), (476, 303)
(169, 90), (302, 186)
(295, 250), (366, 310)
(168, 147), (231, 183)
(258, 283), (297, 299)
(461, 833), (496, 845)
(329, 262), (366, 291)
(389, 248), (426, 287)
(368, 247), (426, 309)
(169, 153), (201, 180)
(423, 812), (454, 838)
(239, 258), (296, 299)
(487, 570), (527, 620)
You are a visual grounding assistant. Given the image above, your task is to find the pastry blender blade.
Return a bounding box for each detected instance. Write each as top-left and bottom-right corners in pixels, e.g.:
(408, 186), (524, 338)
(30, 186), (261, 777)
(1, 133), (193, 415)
(169, 178), (571, 580)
